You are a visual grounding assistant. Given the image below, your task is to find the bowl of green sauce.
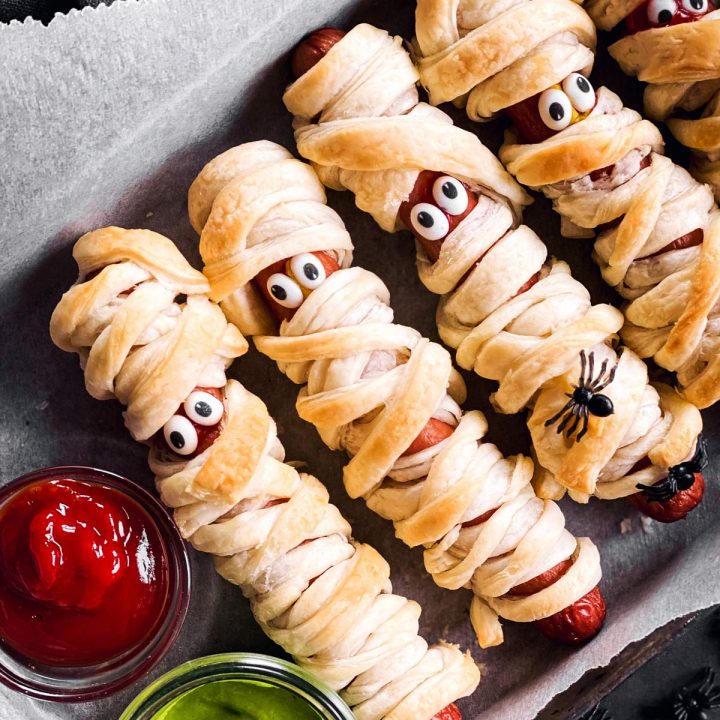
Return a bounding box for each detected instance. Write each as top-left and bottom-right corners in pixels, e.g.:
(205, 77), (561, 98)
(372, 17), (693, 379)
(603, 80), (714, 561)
(120, 653), (355, 720)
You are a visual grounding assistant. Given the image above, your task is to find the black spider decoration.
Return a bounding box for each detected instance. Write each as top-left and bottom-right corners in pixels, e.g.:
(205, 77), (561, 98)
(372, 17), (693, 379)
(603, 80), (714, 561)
(669, 667), (720, 720)
(636, 434), (708, 502)
(544, 349), (620, 442)
(578, 706), (612, 720)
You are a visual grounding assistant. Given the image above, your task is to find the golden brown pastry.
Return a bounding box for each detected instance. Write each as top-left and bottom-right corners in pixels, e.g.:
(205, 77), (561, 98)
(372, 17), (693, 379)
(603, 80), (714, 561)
(411, 0), (720, 413)
(281, 24), (706, 521)
(190, 139), (611, 650)
(50, 226), (480, 720)
(583, 0), (720, 200)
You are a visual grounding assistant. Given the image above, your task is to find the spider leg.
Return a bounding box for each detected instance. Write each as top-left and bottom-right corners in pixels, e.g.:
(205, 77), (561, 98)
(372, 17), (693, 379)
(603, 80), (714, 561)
(589, 358), (609, 391)
(578, 349), (587, 388)
(672, 700), (688, 720)
(698, 668), (714, 694)
(692, 434), (709, 471)
(545, 398), (576, 428)
(587, 351), (595, 390)
(594, 352), (622, 393)
(576, 406), (590, 442)
(563, 408), (583, 440)
(557, 404), (581, 436)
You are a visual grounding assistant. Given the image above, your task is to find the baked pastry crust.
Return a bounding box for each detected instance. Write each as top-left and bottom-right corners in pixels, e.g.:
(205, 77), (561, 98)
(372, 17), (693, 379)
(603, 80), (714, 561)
(500, 92), (720, 408)
(189, 141), (605, 647)
(50, 226), (480, 718)
(408, 0), (720, 409)
(281, 23), (701, 499)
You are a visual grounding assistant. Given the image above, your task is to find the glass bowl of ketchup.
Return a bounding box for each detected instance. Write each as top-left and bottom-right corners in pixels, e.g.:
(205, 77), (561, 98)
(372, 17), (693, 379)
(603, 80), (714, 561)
(120, 653), (355, 720)
(0, 466), (191, 701)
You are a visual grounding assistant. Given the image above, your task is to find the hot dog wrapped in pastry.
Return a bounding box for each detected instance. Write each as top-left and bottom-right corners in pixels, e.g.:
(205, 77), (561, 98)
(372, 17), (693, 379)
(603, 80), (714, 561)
(583, 0), (720, 200)
(190, 140), (609, 649)
(411, 0), (720, 413)
(49, 226), (480, 719)
(282, 25), (706, 520)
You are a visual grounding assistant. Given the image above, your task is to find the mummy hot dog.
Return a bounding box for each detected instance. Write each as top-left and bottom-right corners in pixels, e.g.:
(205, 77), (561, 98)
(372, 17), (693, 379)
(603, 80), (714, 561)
(284, 24), (706, 521)
(582, 0), (720, 200)
(49, 227), (480, 720)
(189, 140), (607, 649)
(409, 0), (720, 413)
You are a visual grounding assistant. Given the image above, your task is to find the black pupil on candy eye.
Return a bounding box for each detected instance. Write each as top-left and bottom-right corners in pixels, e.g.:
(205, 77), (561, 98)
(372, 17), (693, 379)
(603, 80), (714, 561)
(441, 182), (458, 199)
(576, 77), (590, 93)
(690, 0), (702, 8)
(659, 8), (673, 20)
(271, 284), (287, 300)
(550, 103), (565, 121)
(303, 263), (319, 281)
(170, 431), (185, 449)
(194, 400), (212, 418)
(418, 211), (434, 228)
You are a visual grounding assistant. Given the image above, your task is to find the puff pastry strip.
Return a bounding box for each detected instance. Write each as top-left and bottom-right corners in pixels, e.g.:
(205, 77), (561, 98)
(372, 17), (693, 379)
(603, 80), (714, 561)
(189, 140), (607, 649)
(413, 0), (720, 411)
(50, 226), (480, 720)
(282, 24), (703, 513)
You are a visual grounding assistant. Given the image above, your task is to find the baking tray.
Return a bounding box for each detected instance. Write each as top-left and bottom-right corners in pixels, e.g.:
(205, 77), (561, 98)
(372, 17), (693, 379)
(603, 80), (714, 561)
(0, 0), (718, 718)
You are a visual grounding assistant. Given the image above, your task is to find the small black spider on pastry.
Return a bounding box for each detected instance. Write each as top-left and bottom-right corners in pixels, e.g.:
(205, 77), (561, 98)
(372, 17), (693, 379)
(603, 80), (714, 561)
(637, 435), (707, 502)
(544, 349), (619, 442)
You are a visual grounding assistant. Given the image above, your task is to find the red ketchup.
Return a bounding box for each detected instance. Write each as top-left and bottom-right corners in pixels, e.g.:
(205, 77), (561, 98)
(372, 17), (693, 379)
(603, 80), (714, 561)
(433, 703), (463, 720)
(0, 477), (171, 666)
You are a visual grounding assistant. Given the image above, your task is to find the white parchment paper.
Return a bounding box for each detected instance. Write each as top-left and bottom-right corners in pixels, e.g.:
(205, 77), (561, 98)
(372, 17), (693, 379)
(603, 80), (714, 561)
(0, 1), (718, 718)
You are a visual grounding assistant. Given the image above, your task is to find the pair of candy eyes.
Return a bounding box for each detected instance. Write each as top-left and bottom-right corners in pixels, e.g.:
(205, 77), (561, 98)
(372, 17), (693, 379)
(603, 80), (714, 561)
(538, 73), (597, 133)
(163, 390), (224, 457)
(409, 176), (470, 241)
(646, 0), (709, 24)
(267, 253), (328, 310)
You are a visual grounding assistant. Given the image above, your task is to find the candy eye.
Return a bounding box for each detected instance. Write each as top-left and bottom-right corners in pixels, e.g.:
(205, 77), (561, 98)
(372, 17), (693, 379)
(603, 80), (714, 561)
(647, 0), (677, 24)
(432, 176), (469, 216)
(266, 273), (304, 309)
(163, 415), (198, 456)
(681, 0), (708, 12)
(410, 203), (450, 241)
(289, 253), (327, 290)
(562, 74), (596, 113)
(184, 391), (224, 426)
(538, 89), (573, 132)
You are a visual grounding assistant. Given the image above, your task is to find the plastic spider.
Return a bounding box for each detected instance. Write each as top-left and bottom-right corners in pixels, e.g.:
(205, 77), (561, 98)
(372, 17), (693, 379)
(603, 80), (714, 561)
(636, 434), (708, 502)
(670, 667), (720, 720)
(578, 706), (612, 720)
(544, 349), (619, 442)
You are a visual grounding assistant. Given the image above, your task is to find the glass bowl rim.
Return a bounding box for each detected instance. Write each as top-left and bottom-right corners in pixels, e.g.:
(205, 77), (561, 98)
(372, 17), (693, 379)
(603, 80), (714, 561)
(119, 652), (356, 720)
(0, 464), (192, 702)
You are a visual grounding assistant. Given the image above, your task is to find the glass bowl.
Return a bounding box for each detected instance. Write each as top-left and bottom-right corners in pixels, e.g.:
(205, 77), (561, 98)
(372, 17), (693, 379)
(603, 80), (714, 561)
(120, 653), (355, 720)
(0, 465), (191, 702)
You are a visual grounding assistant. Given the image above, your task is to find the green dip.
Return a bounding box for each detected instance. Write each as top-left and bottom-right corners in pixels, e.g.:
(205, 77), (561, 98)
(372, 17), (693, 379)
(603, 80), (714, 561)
(151, 679), (325, 720)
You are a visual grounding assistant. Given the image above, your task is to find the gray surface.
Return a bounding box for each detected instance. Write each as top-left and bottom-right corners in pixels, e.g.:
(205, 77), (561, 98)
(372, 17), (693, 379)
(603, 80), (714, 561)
(0, 0), (718, 718)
